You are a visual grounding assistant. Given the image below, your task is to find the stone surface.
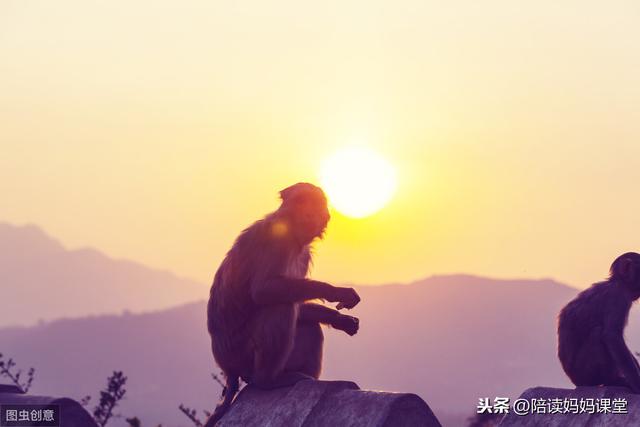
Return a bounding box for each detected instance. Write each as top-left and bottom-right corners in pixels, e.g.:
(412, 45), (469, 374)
(219, 379), (442, 427)
(0, 384), (23, 394)
(499, 386), (640, 427)
(0, 384), (98, 427)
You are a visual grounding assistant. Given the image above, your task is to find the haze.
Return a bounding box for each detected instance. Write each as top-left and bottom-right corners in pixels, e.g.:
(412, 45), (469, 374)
(2, 0), (640, 288)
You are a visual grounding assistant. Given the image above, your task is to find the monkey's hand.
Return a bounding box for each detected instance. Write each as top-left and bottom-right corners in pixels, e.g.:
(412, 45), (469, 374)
(332, 314), (359, 336)
(333, 287), (361, 310)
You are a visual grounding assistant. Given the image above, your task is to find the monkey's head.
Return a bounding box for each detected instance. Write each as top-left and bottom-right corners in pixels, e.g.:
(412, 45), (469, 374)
(277, 182), (330, 245)
(610, 252), (640, 297)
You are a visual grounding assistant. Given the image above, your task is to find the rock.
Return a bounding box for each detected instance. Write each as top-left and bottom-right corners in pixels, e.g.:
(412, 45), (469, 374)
(0, 385), (23, 394)
(499, 386), (640, 427)
(219, 379), (442, 427)
(0, 384), (98, 427)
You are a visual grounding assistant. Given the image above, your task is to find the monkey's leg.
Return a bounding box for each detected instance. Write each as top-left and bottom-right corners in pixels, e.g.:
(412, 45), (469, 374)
(604, 375), (634, 389)
(284, 320), (324, 379)
(299, 302), (340, 324)
(250, 304), (311, 389)
(604, 356), (640, 391)
(572, 327), (614, 386)
(300, 302), (359, 336)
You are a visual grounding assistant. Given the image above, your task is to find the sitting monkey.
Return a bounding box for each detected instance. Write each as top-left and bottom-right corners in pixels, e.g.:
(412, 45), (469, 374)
(558, 252), (640, 392)
(204, 183), (360, 426)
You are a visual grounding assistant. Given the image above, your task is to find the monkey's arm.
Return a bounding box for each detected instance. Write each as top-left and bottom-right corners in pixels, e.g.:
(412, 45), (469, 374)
(633, 354), (640, 371)
(251, 276), (360, 309)
(604, 333), (640, 391)
(604, 301), (640, 390)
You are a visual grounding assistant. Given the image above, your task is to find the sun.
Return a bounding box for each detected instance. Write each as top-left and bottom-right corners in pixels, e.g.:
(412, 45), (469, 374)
(320, 146), (397, 218)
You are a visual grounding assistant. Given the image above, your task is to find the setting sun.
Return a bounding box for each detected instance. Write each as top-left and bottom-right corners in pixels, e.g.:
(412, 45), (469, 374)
(319, 146), (397, 218)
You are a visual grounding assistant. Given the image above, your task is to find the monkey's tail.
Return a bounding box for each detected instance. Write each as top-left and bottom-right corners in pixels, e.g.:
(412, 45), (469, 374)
(203, 374), (240, 427)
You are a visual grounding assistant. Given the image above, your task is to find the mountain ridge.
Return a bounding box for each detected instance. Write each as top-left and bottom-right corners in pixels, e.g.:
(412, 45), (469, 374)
(1, 221), (615, 427)
(0, 274), (594, 427)
(0, 222), (204, 327)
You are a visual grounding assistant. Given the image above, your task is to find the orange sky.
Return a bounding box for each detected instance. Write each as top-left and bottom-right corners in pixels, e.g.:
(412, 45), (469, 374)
(2, 1), (640, 289)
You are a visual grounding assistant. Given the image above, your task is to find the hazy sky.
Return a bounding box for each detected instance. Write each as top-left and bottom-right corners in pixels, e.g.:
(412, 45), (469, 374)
(2, 1), (640, 289)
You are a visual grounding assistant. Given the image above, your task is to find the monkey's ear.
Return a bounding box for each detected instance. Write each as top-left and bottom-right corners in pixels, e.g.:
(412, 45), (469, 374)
(279, 185), (296, 201)
(614, 256), (637, 283)
(279, 183), (306, 201)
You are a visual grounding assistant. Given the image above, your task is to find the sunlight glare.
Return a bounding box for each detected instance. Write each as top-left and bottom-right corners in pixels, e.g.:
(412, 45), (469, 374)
(320, 146), (397, 218)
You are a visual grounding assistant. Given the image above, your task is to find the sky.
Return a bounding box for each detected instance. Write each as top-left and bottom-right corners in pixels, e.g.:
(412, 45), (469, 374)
(2, 0), (640, 289)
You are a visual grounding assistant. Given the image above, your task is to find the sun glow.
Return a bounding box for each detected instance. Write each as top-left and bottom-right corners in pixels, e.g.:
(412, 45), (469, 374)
(320, 146), (397, 218)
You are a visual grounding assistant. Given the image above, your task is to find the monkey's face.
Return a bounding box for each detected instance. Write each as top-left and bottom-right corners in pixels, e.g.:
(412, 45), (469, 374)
(279, 183), (330, 245)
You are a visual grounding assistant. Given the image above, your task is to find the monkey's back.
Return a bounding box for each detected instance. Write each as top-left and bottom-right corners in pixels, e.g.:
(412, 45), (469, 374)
(207, 221), (269, 366)
(207, 216), (311, 374)
(557, 281), (625, 373)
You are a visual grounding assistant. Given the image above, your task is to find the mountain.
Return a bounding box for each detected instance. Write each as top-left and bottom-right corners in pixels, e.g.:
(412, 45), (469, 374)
(1, 275), (613, 427)
(0, 222), (204, 326)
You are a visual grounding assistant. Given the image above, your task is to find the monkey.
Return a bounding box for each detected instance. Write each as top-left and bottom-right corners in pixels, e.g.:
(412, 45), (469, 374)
(558, 252), (640, 392)
(203, 183), (361, 427)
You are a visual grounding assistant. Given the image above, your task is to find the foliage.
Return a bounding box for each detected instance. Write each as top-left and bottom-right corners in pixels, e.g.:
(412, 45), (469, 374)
(0, 353), (35, 393)
(125, 416), (162, 427)
(178, 404), (204, 427)
(0, 353), (223, 427)
(92, 371), (128, 427)
(178, 371), (227, 426)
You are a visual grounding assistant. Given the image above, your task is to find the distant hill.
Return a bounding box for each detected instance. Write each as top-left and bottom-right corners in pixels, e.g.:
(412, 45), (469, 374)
(1, 274), (614, 427)
(0, 222), (204, 326)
